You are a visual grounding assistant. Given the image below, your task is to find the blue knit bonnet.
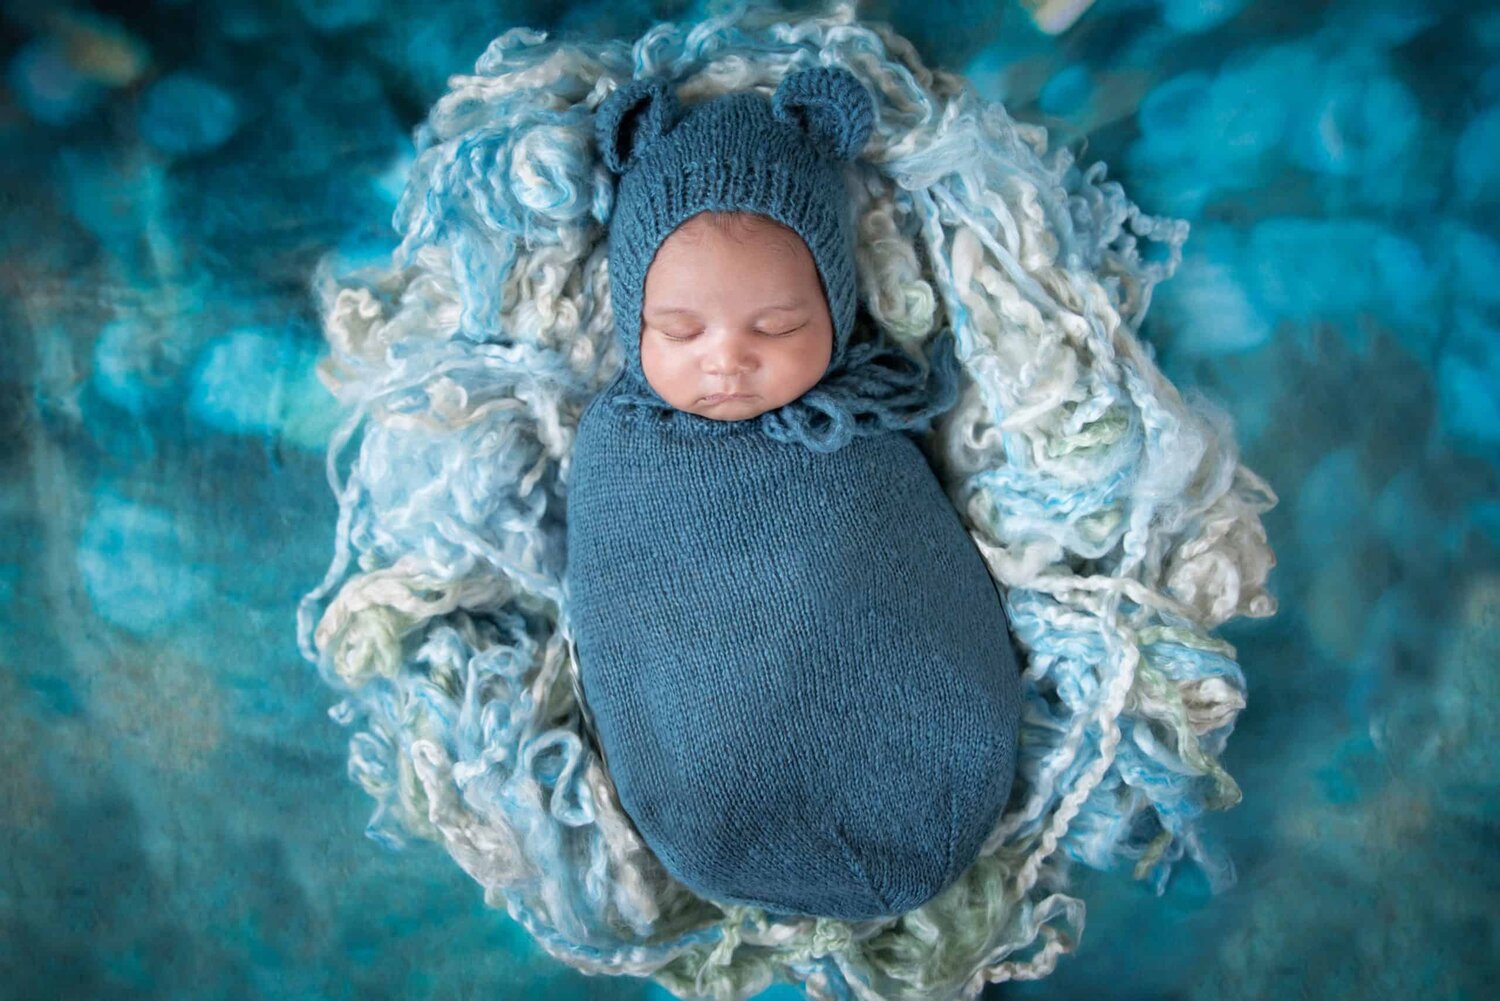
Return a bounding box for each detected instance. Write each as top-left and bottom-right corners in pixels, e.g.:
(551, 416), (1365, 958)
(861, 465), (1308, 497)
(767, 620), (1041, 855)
(594, 67), (961, 451)
(597, 65), (870, 386)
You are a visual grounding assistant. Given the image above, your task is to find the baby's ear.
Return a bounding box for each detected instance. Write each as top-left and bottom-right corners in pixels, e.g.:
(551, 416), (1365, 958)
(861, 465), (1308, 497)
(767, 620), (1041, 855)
(771, 66), (875, 162)
(595, 77), (681, 175)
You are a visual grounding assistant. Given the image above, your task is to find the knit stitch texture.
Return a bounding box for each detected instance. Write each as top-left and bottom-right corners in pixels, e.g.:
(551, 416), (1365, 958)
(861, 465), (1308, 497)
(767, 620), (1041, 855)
(566, 375), (1024, 919)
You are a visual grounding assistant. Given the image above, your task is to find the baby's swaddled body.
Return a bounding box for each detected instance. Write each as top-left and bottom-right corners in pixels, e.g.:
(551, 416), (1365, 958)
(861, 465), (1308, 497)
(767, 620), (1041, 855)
(572, 63), (1024, 919)
(565, 372), (1023, 920)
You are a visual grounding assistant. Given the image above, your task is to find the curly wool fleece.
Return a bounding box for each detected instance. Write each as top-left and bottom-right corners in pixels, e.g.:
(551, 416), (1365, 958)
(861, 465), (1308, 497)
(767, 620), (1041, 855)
(564, 66), (1024, 920)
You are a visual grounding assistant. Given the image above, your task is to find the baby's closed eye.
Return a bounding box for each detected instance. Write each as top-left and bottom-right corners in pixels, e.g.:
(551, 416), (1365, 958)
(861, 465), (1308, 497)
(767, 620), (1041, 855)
(655, 323), (806, 342)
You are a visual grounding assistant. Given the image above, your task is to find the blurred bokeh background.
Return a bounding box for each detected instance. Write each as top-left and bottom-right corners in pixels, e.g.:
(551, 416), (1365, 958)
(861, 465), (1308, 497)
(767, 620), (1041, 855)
(2, 0), (1496, 997)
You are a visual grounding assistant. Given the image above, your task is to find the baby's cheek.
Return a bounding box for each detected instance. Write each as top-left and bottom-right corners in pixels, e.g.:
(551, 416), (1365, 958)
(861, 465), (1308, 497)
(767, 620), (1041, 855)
(638, 338), (673, 388)
(783, 333), (833, 389)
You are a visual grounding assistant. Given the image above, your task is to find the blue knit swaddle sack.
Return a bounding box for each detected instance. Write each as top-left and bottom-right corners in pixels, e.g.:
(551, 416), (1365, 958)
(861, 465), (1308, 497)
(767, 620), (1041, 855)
(565, 67), (1024, 920)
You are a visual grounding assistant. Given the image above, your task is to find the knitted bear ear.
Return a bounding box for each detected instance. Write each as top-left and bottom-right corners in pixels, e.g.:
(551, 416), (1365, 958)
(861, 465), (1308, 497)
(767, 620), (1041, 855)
(771, 66), (875, 162)
(595, 77), (681, 175)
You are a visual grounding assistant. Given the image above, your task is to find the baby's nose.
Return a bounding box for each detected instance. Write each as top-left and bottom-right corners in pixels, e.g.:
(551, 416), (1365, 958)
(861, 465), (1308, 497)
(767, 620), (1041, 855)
(704, 353), (754, 375)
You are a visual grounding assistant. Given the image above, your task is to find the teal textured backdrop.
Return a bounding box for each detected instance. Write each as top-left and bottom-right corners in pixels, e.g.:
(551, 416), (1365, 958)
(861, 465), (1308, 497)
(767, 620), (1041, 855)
(2, 0), (1496, 998)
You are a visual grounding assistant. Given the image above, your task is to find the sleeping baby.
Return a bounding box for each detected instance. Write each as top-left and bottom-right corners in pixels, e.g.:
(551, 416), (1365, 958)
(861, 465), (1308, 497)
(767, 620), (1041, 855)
(564, 67), (1023, 921)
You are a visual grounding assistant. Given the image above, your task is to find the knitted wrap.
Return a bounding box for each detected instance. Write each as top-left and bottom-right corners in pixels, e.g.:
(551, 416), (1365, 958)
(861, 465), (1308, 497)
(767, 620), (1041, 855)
(565, 373), (1024, 921)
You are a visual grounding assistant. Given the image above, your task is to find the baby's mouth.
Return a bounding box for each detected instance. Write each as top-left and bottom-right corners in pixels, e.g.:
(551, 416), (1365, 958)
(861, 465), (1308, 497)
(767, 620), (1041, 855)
(702, 392), (755, 403)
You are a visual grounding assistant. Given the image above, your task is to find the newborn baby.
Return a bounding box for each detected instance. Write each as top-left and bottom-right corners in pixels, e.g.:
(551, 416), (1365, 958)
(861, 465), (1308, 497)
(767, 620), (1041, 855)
(565, 68), (1023, 920)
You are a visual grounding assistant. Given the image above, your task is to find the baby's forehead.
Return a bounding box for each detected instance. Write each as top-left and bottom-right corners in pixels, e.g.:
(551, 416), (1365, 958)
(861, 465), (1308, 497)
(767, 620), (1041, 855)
(642, 211), (827, 313)
(669, 211), (804, 252)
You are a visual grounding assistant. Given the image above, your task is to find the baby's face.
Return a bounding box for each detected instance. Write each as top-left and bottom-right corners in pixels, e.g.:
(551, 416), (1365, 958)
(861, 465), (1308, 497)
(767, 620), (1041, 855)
(639, 211), (833, 421)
